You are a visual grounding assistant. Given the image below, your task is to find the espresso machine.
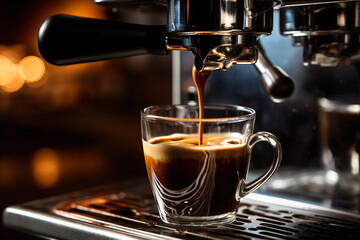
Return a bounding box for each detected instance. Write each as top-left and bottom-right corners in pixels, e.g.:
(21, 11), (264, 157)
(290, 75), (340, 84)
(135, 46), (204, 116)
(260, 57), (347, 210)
(3, 0), (360, 239)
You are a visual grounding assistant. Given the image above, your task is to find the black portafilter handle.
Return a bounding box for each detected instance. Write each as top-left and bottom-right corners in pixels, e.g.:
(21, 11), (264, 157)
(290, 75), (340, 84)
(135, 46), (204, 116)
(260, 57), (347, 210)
(38, 14), (169, 65)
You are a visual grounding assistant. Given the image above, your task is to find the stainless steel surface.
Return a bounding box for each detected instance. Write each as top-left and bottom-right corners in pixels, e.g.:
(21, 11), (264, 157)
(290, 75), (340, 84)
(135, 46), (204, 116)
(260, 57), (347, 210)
(172, 50), (182, 104)
(167, 0), (273, 35)
(262, 169), (360, 214)
(3, 179), (360, 240)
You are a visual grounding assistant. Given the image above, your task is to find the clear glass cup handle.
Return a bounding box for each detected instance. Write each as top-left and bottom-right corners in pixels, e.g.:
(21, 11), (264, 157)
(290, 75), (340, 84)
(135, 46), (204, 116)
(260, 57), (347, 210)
(239, 132), (282, 198)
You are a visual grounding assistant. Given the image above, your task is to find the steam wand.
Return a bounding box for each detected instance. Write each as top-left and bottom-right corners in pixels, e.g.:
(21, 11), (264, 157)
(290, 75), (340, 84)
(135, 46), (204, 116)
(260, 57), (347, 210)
(254, 44), (294, 102)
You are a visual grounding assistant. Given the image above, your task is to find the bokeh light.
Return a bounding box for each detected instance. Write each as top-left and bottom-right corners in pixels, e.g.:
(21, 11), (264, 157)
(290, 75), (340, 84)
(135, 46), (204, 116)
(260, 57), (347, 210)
(19, 56), (45, 83)
(32, 148), (60, 188)
(0, 46), (46, 93)
(0, 57), (24, 92)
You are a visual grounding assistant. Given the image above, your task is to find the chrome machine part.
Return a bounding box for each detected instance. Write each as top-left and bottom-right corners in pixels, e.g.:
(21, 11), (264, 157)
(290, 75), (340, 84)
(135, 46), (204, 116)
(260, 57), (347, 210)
(167, 0), (274, 71)
(280, 0), (360, 66)
(254, 44), (295, 102)
(168, 35), (259, 71)
(165, 0), (360, 70)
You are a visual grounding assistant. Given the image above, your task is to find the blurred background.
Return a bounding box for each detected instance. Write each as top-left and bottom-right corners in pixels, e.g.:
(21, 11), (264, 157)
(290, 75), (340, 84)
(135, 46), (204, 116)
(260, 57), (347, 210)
(0, 1), (171, 239)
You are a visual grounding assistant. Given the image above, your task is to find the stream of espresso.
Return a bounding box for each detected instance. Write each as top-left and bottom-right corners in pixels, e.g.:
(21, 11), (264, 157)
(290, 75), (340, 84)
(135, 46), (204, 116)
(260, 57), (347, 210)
(192, 65), (212, 145)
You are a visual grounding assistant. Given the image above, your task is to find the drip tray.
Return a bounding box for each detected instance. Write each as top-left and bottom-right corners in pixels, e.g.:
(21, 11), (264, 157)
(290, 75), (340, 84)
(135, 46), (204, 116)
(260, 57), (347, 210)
(3, 179), (360, 240)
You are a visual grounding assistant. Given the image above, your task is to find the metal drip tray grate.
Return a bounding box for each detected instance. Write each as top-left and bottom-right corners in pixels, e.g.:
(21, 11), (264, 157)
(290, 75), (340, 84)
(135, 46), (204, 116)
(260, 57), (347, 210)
(3, 179), (360, 240)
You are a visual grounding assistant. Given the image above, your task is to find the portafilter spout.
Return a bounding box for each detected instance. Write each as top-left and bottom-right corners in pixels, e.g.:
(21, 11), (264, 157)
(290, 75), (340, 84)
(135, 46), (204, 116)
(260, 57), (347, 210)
(167, 0), (274, 71)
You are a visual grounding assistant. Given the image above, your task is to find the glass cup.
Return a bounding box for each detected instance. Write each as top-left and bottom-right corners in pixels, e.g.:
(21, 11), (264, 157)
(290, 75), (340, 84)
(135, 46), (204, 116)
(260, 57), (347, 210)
(318, 98), (360, 186)
(141, 104), (282, 226)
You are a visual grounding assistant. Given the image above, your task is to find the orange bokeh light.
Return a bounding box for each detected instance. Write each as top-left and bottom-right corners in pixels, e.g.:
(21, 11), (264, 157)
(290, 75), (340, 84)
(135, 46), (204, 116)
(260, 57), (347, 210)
(19, 56), (46, 83)
(0, 47), (46, 93)
(0, 57), (25, 93)
(32, 148), (60, 188)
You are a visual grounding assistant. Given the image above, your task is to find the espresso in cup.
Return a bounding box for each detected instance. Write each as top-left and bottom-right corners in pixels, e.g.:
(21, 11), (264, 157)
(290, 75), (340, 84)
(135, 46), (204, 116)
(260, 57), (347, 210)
(143, 133), (250, 217)
(141, 64), (281, 226)
(142, 104), (281, 226)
